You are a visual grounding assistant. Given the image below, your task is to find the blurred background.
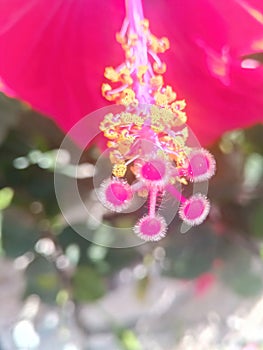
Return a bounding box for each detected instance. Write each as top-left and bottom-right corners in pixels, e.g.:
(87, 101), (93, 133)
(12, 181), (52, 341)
(0, 92), (262, 350)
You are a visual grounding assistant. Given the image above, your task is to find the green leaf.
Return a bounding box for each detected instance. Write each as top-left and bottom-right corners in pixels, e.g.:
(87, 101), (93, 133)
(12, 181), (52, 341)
(25, 256), (61, 304)
(244, 124), (263, 155)
(72, 266), (106, 302)
(117, 329), (142, 350)
(0, 187), (14, 210)
(2, 208), (39, 257)
(250, 203), (263, 238)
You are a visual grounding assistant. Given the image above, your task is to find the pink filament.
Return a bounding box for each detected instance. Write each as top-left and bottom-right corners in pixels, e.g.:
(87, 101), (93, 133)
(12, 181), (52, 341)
(166, 184), (186, 203)
(125, 0), (153, 104)
(149, 187), (158, 217)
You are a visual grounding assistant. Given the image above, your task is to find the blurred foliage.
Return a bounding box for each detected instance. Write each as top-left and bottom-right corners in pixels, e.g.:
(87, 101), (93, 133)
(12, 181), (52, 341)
(2, 208), (40, 257)
(220, 241), (263, 297)
(163, 223), (219, 279)
(25, 256), (61, 304)
(0, 187), (14, 210)
(0, 91), (262, 318)
(116, 328), (142, 350)
(72, 266), (106, 302)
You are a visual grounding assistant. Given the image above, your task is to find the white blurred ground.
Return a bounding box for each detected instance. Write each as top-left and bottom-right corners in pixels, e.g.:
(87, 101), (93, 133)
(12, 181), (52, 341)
(0, 257), (263, 350)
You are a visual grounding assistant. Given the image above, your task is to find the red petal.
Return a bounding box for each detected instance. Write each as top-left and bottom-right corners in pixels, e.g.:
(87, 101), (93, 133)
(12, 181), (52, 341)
(0, 0), (262, 147)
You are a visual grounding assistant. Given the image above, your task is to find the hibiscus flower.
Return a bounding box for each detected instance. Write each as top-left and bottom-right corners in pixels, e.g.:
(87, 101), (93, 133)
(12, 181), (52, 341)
(0, 0), (262, 146)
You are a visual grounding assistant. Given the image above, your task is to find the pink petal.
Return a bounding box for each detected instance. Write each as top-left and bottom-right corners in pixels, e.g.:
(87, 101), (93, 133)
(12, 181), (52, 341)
(0, 0), (262, 147)
(0, 0), (124, 137)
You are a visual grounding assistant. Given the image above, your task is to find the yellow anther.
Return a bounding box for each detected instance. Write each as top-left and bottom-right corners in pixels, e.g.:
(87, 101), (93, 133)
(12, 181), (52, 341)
(100, 113), (120, 131)
(150, 113), (161, 123)
(128, 33), (138, 46)
(102, 84), (119, 102)
(121, 112), (132, 124)
(104, 67), (120, 82)
(125, 49), (134, 60)
(119, 140), (133, 154)
(150, 105), (174, 126)
(101, 83), (112, 95)
(141, 19), (149, 30)
(154, 91), (169, 106)
(161, 110), (174, 123)
(104, 128), (118, 140)
(119, 129), (135, 143)
(107, 141), (117, 148)
(150, 75), (164, 89)
(137, 65), (148, 84)
(171, 103), (188, 124)
(176, 152), (189, 166)
(173, 136), (185, 148)
(165, 86), (176, 103)
(181, 127), (189, 140)
(120, 88), (136, 105)
(151, 124), (164, 133)
(102, 16), (188, 138)
(116, 32), (126, 45)
(178, 177), (188, 185)
(119, 67), (133, 85)
(121, 112), (134, 124)
(174, 99), (186, 110)
(158, 37), (170, 53)
(176, 110), (187, 124)
(112, 163), (127, 177)
(110, 150), (124, 164)
(149, 34), (160, 52)
(133, 115), (144, 126)
(153, 62), (167, 74)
